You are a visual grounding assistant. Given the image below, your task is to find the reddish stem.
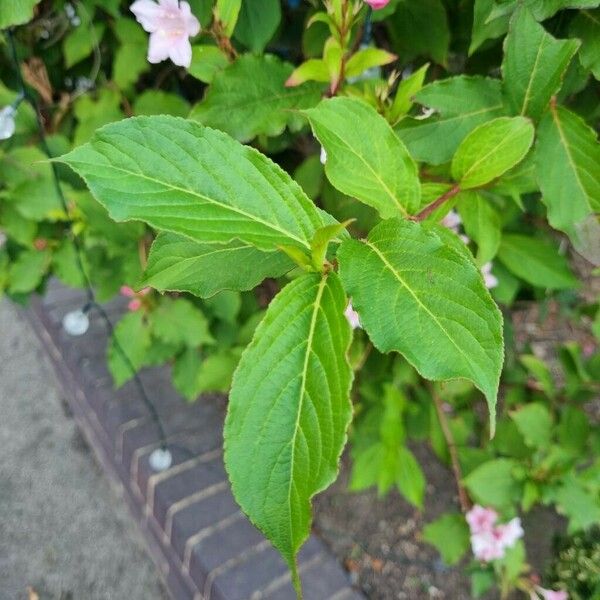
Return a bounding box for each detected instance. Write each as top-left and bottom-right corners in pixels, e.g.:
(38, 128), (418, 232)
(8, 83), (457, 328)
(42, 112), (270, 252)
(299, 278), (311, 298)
(412, 184), (461, 222)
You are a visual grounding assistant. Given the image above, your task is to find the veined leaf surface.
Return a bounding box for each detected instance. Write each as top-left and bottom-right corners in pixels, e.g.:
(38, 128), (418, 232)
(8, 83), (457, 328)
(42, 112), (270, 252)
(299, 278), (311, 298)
(338, 219), (503, 427)
(143, 232), (293, 298)
(224, 272), (353, 589)
(59, 116), (326, 252)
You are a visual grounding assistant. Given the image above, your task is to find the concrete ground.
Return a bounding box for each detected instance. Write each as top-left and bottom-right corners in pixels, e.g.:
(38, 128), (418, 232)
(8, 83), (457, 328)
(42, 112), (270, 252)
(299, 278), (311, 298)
(0, 300), (167, 600)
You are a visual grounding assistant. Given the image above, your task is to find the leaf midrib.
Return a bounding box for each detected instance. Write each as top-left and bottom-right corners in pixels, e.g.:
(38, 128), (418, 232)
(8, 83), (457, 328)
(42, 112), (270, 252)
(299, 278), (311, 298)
(365, 239), (484, 391)
(287, 274), (328, 550)
(69, 157), (312, 249)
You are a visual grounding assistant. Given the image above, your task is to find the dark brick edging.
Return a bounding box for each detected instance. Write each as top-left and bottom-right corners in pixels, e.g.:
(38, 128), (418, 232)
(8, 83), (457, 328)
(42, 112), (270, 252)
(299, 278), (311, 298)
(24, 280), (365, 600)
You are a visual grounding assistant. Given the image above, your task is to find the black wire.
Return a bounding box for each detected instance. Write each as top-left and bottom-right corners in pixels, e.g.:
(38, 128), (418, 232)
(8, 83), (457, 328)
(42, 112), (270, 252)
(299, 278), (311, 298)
(6, 27), (169, 452)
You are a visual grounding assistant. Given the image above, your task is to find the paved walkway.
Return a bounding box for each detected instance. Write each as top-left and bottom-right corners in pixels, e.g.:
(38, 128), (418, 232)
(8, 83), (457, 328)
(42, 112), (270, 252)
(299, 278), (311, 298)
(0, 300), (167, 600)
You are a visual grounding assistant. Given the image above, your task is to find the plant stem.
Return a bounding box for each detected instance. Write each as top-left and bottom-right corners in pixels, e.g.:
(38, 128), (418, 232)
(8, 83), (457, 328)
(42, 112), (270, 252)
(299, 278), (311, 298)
(412, 184), (461, 222)
(431, 387), (472, 514)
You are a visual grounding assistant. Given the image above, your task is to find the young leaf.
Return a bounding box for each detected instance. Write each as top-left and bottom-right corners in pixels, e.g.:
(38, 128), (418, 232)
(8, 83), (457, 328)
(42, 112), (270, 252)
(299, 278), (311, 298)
(344, 47), (397, 79)
(463, 458), (522, 509)
(498, 234), (579, 290)
(511, 403), (553, 449)
(502, 7), (580, 120)
(188, 45), (229, 84)
(59, 116), (327, 252)
(150, 298), (214, 348)
(305, 97), (421, 217)
(224, 273), (353, 591)
(395, 76), (506, 165)
(338, 219), (503, 427)
(451, 117), (535, 189)
(215, 0), (242, 36)
(535, 105), (600, 240)
(388, 63), (430, 123)
(190, 55), (322, 142)
(143, 232), (293, 298)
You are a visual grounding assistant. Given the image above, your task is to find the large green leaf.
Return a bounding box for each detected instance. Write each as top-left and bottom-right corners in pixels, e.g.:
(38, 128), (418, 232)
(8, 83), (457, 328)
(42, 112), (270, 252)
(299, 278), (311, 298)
(190, 54), (322, 143)
(395, 76), (506, 165)
(535, 105), (600, 239)
(143, 232), (293, 297)
(502, 7), (580, 121)
(59, 116), (326, 252)
(0, 0), (40, 28)
(234, 0), (281, 53)
(570, 9), (600, 79)
(464, 458), (522, 509)
(498, 234), (579, 290)
(338, 219), (503, 426)
(224, 273), (352, 590)
(386, 0), (449, 64)
(305, 97), (421, 218)
(451, 117), (535, 189)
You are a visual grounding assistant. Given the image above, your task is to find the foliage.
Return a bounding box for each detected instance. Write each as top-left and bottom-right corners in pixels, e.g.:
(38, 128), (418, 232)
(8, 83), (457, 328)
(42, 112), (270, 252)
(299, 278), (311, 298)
(1, 1), (599, 598)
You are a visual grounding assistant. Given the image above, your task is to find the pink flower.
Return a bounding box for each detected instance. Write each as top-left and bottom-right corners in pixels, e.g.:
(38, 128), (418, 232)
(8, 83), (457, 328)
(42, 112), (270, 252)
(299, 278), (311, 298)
(128, 298), (142, 312)
(466, 505), (498, 534)
(345, 302), (361, 330)
(495, 517), (524, 548)
(441, 210), (461, 232)
(130, 0), (200, 68)
(365, 0), (391, 9)
(535, 587), (568, 600)
(120, 286), (151, 312)
(481, 262), (498, 289)
(471, 530), (506, 562)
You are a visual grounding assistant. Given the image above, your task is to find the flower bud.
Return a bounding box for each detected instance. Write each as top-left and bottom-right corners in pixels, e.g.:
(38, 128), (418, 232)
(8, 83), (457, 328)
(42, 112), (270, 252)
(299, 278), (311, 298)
(365, 0), (392, 9)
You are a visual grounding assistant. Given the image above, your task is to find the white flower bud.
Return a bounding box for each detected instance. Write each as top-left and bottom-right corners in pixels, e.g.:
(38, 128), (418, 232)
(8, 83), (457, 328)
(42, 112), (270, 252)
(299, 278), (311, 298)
(0, 106), (17, 141)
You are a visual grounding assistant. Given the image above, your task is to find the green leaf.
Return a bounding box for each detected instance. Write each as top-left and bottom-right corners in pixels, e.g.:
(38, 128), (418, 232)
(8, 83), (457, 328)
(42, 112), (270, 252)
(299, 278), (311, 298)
(535, 105), (600, 240)
(337, 219), (504, 427)
(305, 97), (421, 217)
(188, 45), (229, 83)
(395, 76), (506, 165)
(64, 22), (105, 69)
(234, 0), (281, 53)
(511, 403), (553, 449)
(107, 311), (151, 387)
(520, 355), (556, 398)
(345, 47), (397, 79)
(464, 458), (522, 509)
(451, 117), (535, 189)
(196, 349), (240, 394)
(386, 0), (450, 65)
(190, 54), (322, 143)
(150, 298), (214, 348)
(497, 234), (579, 290)
(423, 513), (470, 565)
(143, 232), (292, 298)
(59, 116), (327, 252)
(501, 7), (580, 121)
(173, 348), (203, 401)
(471, 0), (512, 55)
(396, 446), (426, 507)
(0, 0), (41, 28)
(388, 63), (429, 124)
(1, 147), (63, 221)
(224, 272), (352, 587)
(457, 192), (502, 265)
(570, 9), (600, 80)
(73, 88), (123, 147)
(216, 0), (242, 36)
(8, 249), (49, 294)
(553, 476), (600, 532)
(133, 90), (190, 118)
(113, 20), (149, 90)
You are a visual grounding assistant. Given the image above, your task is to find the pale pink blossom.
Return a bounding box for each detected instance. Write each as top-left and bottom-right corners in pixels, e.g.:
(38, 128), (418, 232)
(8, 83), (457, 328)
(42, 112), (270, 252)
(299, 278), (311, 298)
(481, 262), (498, 289)
(130, 0), (200, 68)
(471, 530), (506, 562)
(345, 302), (361, 330)
(466, 506), (524, 563)
(495, 517), (524, 548)
(441, 210), (461, 232)
(365, 0), (391, 9)
(120, 286), (151, 312)
(466, 505), (498, 534)
(534, 587), (568, 600)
